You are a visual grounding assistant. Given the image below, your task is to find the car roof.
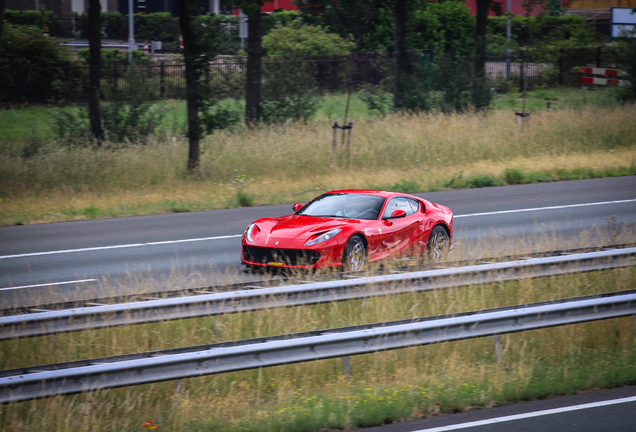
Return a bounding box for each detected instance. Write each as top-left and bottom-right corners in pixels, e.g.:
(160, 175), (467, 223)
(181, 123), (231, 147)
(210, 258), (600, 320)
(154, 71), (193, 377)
(326, 189), (416, 199)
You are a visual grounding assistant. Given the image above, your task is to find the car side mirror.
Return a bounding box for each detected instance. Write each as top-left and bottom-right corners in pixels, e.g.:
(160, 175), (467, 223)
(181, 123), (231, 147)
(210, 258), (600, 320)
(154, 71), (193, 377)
(293, 203), (303, 212)
(390, 209), (407, 219)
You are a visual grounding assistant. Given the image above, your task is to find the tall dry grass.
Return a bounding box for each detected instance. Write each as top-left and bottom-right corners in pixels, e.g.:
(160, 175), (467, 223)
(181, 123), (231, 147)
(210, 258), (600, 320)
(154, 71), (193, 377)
(1, 264), (635, 431)
(1, 105), (635, 224)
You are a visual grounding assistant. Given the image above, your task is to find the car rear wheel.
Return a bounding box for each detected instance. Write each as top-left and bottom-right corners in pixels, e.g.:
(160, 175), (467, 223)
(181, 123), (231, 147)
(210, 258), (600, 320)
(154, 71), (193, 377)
(342, 235), (366, 272)
(428, 226), (450, 264)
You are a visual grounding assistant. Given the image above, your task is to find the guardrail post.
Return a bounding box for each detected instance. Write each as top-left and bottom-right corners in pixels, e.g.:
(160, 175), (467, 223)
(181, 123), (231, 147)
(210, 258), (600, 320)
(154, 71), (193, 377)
(494, 334), (502, 361)
(343, 356), (351, 378)
(215, 315), (222, 339)
(175, 379), (183, 401)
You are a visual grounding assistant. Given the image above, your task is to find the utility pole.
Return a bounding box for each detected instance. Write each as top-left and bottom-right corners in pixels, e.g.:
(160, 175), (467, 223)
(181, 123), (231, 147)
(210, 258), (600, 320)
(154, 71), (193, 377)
(128, 0), (134, 63)
(506, 0), (511, 80)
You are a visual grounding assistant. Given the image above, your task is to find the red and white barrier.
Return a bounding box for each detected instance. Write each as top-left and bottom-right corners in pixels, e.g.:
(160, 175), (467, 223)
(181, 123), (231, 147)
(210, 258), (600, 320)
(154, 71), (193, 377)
(579, 67), (625, 77)
(143, 40), (149, 52)
(578, 67), (629, 87)
(179, 34), (184, 49)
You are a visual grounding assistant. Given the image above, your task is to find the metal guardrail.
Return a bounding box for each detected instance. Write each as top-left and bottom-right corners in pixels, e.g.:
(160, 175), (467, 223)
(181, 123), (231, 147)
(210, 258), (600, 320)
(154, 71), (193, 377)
(1, 248), (635, 341)
(2, 289), (635, 404)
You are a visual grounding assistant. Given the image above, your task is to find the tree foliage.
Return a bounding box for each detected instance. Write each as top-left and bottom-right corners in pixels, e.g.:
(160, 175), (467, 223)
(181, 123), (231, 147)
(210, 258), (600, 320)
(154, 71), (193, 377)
(410, 1), (474, 54)
(0, 23), (67, 67)
(614, 24), (636, 104)
(295, 0), (393, 52)
(263, 20), (355, 56)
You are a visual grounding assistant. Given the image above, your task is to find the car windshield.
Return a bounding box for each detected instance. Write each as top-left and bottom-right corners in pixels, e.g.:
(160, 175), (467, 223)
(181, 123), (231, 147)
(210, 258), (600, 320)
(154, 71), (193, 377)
(297, 193), (386, 220)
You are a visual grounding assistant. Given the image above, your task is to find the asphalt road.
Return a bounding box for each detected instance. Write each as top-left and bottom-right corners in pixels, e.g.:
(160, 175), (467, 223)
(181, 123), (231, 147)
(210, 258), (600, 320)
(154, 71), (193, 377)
(1, 176), (635, 308)
(358, 385), (636, 432)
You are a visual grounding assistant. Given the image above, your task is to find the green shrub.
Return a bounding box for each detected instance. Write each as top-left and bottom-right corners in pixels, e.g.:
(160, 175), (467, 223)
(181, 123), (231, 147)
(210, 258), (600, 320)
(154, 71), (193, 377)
(50, 67), (165, 144)
(470, 175), (498, 188)
(236, 190), (255, 207)
(263, 20), (356, 56)
(410, 1), (475, 54)
(504, 168), (524, 184)
(389, 179), (421, 193)
(4, 8), (64, 36)
(261, 57), (321, 124)
(0, 24), (71, 103)
(614, 28), (636, 104)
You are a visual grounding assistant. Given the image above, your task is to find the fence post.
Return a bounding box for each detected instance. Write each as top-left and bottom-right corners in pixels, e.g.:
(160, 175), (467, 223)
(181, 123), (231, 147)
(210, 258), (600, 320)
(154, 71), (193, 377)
(113, 60), (119, 93)
(519, 50), (525, 93)
(16, 62), (23, 103)
(558, 48), (564, 86)
(160, 59), (166, 99)
(65, 60), (71, 101)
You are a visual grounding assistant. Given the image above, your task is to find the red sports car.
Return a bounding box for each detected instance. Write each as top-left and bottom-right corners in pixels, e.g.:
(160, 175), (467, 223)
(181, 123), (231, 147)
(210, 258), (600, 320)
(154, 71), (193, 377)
(241, 190), (453, 271)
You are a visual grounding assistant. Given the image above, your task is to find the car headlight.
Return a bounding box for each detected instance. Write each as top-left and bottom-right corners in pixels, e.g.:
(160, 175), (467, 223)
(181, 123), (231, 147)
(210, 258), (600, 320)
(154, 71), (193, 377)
(244, 223), (258, 242)
(304, 228), (342, 246)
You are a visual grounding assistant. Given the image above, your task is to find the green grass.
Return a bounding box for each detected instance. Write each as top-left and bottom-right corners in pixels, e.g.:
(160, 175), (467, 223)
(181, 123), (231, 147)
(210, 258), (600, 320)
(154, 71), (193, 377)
(491, 86), (621, 112)
(1, 86), (618, 152)
(0, 88), (635, 226)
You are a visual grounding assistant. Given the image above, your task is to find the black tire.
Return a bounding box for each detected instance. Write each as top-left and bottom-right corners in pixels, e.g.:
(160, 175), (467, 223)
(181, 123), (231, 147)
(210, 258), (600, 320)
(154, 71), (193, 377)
(427, 226), (450, 264)
(342, 235), (367, 272)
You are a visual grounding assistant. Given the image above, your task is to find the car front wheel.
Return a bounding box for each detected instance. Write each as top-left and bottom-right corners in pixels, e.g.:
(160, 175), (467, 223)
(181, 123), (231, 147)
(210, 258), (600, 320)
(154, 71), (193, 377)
(342, 235), (366, 272)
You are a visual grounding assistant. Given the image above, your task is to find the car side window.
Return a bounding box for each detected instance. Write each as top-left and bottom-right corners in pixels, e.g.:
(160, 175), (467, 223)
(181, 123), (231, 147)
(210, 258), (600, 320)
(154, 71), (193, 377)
(407, 198), (420, 213)
(382, 197), (416, 219)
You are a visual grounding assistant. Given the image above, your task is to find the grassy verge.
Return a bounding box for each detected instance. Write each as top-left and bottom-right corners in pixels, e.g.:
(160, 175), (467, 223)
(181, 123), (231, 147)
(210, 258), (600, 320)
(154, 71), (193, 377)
(2, 266), (635, 431)
(1, 100), (635, 226)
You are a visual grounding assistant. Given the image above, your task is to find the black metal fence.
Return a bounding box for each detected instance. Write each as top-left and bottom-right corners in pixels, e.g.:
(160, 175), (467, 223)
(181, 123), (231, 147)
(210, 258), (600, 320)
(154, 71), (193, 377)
(0, 48), (622, 105)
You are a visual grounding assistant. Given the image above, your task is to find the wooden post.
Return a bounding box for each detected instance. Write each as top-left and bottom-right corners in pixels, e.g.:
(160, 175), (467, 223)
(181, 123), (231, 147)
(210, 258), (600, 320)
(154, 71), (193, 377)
(346, 121), (353, 167)
(332, 121), (339, 164)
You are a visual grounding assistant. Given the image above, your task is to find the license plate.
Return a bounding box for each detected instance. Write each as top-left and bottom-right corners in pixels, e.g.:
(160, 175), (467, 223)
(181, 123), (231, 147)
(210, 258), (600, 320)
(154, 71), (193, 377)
(267, 262), (284, 266)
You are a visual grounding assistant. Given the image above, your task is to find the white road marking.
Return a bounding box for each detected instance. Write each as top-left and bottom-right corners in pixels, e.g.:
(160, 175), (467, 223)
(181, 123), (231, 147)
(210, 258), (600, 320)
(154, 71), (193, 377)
(0, 235), (242, 260)
(454, 198), (636, 218)
(0, 279), (98, 291)
(415, 395), (636, 431)
(2, 199), (634, 260)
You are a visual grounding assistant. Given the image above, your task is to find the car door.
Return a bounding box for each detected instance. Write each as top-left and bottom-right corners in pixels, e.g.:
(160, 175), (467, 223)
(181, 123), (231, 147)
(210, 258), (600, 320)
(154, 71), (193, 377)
(371, 197), (421, 259)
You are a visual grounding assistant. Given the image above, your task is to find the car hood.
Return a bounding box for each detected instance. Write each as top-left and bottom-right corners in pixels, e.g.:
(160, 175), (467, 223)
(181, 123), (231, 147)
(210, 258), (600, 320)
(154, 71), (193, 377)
(250, 215), (355, 246)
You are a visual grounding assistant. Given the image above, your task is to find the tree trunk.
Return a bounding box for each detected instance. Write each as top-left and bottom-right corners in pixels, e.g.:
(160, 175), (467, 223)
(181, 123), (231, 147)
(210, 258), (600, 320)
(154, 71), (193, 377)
(179, 0), (200, 173)
(245, 5), (263, 126)
(474, 0), (491, 79)
(393, 0), (411, 110)
(88, 0), (103, 141)
(0, 0), (6, 61)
